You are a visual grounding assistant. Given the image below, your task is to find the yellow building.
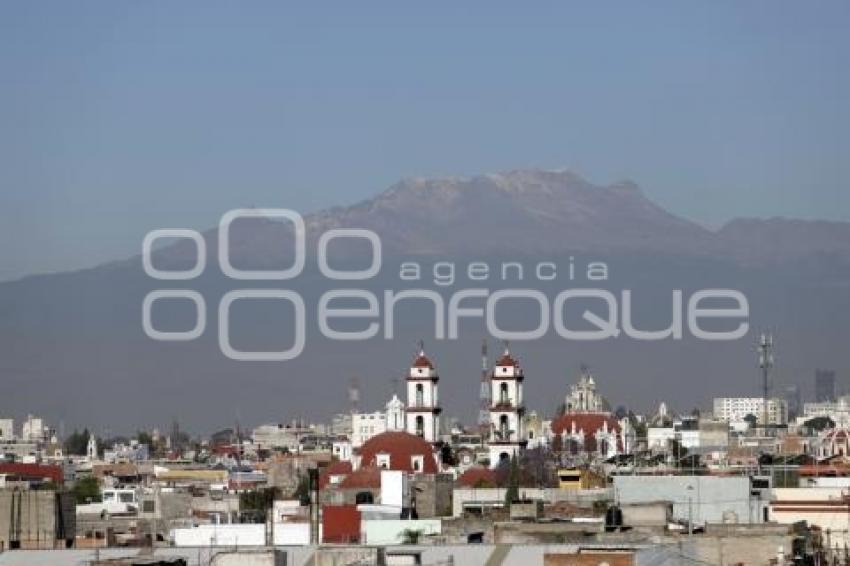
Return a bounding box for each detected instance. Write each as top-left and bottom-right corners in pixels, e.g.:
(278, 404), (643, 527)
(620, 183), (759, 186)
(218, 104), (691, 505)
(556, 467), (606, 490)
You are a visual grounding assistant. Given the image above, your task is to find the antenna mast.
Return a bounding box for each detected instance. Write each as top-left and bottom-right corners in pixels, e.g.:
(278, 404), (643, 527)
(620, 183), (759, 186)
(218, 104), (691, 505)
(478, 338), (491, 438)
(758, 333), (775, 432)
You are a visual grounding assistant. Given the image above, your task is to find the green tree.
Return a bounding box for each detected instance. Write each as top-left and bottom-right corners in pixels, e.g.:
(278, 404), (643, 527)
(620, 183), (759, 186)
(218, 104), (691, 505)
(239, 487), (281, 522)
(400, 528), (423, 544)
(72, 477), (101, 504)
(504, 454), (519, 509)
(136, 430), (153, 447)
(64, 429), (90, 456)
(804, 416), (835, 432)
(292, 474), (310, 506)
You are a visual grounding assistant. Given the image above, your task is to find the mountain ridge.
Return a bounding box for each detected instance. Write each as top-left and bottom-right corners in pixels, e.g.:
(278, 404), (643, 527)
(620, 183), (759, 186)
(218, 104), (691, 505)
(3, 169), (849, 287)
(142, 169), (849, 273)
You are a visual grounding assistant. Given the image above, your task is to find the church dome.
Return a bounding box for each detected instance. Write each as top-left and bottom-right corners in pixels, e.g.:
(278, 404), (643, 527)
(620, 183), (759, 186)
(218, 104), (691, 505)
(359, 431), (439, 473)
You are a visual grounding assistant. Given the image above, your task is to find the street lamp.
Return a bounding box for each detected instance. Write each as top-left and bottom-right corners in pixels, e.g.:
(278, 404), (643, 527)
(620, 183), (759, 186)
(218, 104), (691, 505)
(687, 485), (695, 536)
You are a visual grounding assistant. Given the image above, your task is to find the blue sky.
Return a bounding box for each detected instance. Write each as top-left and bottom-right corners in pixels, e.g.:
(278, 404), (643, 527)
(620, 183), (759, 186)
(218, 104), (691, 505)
(1, 1), (847, 281)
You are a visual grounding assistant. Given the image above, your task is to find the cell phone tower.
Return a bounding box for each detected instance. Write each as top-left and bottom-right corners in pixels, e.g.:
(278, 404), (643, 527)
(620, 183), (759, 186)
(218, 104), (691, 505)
(478, 338), (491, 438)
(348, 377), (360, 415)
(757, 333), (775, 431)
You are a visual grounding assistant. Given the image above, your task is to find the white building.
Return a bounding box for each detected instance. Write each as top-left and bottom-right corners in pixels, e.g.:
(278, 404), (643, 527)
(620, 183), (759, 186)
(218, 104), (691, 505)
(647, 426), (676, 450)
(252, 421), (315, 452)
(712, 397), (788, 425)
(21, 415), (48, 443)
(488, 348), (526, 467)
(352, 411), (387, 448)
(351, 394), (407, 448)
(405, 349), (441, 443)
(771, 488), (850, 548)
(815, 428), (850, 459)
(802, 396), (850, 427)
(0, 419), (13, 442)
(674, 417), (730, 451)
(332, 439), (352, 461)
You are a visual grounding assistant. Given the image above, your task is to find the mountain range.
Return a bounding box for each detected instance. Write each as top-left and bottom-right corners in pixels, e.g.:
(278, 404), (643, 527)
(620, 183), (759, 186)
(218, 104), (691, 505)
(153, 169), (850, 270)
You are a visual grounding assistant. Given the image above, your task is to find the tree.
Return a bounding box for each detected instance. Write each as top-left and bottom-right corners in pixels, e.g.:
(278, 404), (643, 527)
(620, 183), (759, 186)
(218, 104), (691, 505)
(504, 454), (520, 509)
(519, 447), (556, 488)
(239, 487), (280, 522)
(804, 416), (835, 432)
(400, 528), (423, 544)
(136, 430), (153, 447)
(291, 474), (310, 506)
(73, 477), (101, 504)
(64, 429), (90, 456)
(439, 443), (457, 467)
(743, 414), (758, 429)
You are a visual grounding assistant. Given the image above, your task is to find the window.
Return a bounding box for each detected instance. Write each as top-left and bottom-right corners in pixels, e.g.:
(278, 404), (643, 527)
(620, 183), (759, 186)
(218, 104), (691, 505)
(376, 453), (391, 469)
(416, 384), (424, 406)
(500, 383), (509, 404)
(415, 416), (424, 437)
(411, 455), (423, 472)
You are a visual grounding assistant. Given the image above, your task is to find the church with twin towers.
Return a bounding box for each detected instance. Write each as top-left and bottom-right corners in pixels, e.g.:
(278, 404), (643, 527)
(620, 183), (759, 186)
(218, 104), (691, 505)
(346, 342), (630, 471)
(402, 344), (527, 469)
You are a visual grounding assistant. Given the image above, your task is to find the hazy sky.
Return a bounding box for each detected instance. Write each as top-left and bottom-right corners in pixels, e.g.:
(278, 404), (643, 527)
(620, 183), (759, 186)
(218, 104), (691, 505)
(1, 1), (847, 281)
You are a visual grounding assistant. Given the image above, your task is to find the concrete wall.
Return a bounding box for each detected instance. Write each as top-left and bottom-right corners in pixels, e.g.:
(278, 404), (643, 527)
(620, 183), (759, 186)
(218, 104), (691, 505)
(410, 474), (453, 518)
(452, 487), (612, 517)
(0, 489), (72, 550)
(272, 523), (310, 546)
(613, 476), (762, 525)
(620, 502), (671, 529)
(212, 549), (286, 566)
(173, 524), (266, 547)
(0, 542), (803, 566)
(494, 522), (605, 544)
(361, 519), (441, 545)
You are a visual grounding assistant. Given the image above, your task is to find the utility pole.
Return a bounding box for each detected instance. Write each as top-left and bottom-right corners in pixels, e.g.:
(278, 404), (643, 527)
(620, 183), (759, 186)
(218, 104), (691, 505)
(478, 339), (491, 439)
(308, 468), (320, 545)
(688, 495), (693, 536)
(758, 333), (775, 434)
(687, 484), (694, 536)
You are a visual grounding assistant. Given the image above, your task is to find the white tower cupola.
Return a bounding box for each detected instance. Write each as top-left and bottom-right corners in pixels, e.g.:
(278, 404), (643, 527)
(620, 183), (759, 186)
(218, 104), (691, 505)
(488, 347), (527, 468)
(87, 433), (98, 461)
(405, 348), (441, 443)
(386, 394), (406, 432)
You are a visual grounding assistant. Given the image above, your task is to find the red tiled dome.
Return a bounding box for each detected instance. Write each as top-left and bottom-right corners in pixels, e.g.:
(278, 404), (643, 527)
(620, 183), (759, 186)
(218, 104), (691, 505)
(413, 353), (434, 368)
(496, 352), (519, 367)
(456, 466), (499, 488)
(359, 431), (439, 473)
